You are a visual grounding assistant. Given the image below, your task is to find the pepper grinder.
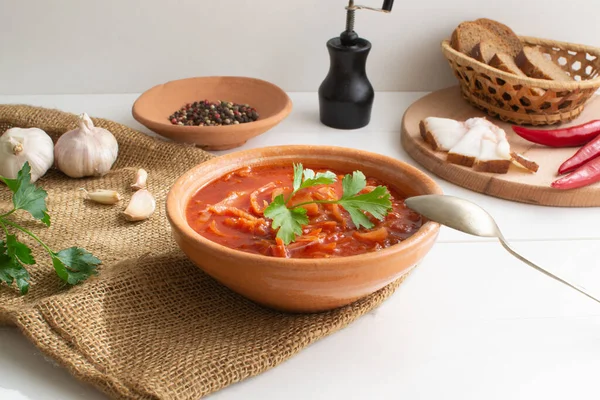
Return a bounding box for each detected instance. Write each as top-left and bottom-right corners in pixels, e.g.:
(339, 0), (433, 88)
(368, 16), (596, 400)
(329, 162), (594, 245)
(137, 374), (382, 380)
(318, 0), (394, 130)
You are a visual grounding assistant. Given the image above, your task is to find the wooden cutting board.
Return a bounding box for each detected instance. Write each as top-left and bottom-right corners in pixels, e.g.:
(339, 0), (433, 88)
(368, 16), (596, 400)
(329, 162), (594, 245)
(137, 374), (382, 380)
(401, 86), (600, 207)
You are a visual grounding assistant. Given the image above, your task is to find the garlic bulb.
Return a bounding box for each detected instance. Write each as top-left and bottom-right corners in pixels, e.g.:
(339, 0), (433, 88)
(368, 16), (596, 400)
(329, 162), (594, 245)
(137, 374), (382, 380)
(54, 113), (118, 178)
(0, 127), (54, 182)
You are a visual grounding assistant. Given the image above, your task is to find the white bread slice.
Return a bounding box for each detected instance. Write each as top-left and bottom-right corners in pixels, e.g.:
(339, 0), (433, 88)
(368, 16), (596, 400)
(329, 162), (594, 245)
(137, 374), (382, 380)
(419, 117), (468, 151)
(516, 46), (573, 81)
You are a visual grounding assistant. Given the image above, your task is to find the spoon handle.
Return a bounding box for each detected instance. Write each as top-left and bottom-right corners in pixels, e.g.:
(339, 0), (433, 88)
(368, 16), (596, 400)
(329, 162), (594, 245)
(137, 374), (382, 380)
(499, 238), (600, 304)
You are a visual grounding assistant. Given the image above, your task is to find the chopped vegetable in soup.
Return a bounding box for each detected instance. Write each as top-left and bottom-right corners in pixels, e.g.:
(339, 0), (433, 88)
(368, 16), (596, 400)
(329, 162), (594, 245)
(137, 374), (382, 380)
(186, 164), (422, 258)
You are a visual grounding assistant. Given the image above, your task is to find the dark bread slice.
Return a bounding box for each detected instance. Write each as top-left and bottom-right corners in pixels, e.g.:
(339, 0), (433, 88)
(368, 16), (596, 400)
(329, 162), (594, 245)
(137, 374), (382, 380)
(471, 41), (498, 63)
(490, 53), (527, 77)
(475, 18), (522, 56)
(451, 22), (513, 56)
(516, 46), (573, 81)
(490, 53), (545, 96)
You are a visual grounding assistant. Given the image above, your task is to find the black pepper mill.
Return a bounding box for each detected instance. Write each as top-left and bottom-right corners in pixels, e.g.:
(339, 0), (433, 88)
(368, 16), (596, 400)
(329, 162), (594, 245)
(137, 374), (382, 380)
(318, 0), (394, 130)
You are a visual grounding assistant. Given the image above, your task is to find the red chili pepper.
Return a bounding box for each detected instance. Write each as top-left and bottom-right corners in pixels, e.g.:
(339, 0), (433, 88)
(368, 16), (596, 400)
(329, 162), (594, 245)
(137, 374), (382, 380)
(557, 134), (600, 175)
(552, 156), (600, 190)
(512, 120), (600, 148)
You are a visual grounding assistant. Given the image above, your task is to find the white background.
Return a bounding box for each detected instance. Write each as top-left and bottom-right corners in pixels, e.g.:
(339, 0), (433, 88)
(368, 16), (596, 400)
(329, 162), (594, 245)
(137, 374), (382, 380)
(1, 0), (600, 94)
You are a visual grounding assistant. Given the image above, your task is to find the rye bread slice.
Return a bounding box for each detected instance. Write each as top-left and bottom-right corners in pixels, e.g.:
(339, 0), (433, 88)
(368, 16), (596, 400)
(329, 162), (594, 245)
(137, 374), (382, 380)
(471, 41), (498, 64)
(490, 53), (546, 96)
(451, 22), (514, 56)
(475, 18), (522, 56)
(516, 46), (573, 81)
(490, 53), (527, 76)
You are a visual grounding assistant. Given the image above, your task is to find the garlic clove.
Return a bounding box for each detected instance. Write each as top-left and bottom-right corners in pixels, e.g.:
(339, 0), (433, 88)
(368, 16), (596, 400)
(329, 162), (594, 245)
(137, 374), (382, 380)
(123, 189), (156, 221)
(131, 168), (148, 191)
(81, 188), (122, 205)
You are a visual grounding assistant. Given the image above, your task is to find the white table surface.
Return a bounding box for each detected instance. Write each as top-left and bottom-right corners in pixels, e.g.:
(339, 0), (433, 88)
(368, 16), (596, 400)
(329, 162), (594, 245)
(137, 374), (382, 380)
(1, 92), (599, 400)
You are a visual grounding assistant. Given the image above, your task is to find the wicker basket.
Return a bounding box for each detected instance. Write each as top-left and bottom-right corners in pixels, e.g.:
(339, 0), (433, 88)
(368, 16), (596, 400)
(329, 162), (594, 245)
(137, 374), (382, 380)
(441, 36), (600, 125)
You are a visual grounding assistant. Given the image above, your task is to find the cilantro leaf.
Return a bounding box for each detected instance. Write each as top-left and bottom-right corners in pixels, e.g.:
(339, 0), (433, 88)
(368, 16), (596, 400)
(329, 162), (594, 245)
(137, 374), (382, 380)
(0, 240), (31, 294)
(338, 186), (392, 229)
(342, 171), (367, 197)
(8, 162), (51, 226)
(52, 247), (101, 285)
(300, 169), (337, 189)
(0, 177), (20, 193)
(6, 234), (35, 265)
(264, 194), (309, 245)
(0, 163), (102, 294)
(292, 163), (304, 192)
(263, 165), (392, 245)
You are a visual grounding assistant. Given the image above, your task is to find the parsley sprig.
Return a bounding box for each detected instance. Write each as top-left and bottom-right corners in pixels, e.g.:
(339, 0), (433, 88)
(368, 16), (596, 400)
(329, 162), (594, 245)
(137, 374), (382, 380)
(0, 162), (101, 294)
(263, 163), (392, 245)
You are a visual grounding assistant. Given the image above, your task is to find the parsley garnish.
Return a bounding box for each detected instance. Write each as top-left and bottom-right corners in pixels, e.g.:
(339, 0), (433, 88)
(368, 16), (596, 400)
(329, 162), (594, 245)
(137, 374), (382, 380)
(263, 163), (392, 245)
(0, 162), (101, 294)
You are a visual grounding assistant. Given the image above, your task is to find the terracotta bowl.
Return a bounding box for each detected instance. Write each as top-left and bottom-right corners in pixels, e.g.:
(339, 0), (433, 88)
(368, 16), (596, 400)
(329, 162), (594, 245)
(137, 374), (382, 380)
(166, 145), (442, 313)
(132, 76), (292, 151)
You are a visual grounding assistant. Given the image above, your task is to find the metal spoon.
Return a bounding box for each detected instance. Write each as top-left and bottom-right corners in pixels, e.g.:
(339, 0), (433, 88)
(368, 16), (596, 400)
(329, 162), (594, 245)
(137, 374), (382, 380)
(405, 194), (600, 304)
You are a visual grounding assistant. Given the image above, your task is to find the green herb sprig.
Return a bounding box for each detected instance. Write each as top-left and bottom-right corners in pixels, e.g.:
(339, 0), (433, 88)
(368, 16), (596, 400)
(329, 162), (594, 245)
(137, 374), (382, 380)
(263, 163), (393, 245)
(0, 162), (101, 294)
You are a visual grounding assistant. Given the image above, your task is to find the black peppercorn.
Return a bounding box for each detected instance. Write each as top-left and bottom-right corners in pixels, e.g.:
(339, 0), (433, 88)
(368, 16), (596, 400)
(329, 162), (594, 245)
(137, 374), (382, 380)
(169, 99), (259, 126)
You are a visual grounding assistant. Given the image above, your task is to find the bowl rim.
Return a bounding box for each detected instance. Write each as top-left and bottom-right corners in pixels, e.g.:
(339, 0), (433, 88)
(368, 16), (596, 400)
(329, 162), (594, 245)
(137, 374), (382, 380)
(131, 75), (293, 131)
(166, 145), (442, 269)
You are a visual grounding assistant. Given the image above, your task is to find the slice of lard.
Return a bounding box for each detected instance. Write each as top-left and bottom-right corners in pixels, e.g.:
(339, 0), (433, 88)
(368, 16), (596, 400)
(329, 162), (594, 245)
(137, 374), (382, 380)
(473, 133), (512, 173)
(420, 117), (468, 151)
(447, 125), (488, 167)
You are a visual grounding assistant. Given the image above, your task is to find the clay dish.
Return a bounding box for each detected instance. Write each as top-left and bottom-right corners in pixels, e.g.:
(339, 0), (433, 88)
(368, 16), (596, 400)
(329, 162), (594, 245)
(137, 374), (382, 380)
(166, 145), (442, 313)
(132, 76), (292, 150)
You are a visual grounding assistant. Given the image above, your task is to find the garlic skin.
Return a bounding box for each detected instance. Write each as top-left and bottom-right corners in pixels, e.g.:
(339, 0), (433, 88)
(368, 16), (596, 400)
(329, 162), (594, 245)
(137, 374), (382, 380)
(54, 113), (118, 178)
(81, 188), (122, 205)
(131, 168), (148, 191)
(0, 127), (54, 182)
(123, 189), (156, 221)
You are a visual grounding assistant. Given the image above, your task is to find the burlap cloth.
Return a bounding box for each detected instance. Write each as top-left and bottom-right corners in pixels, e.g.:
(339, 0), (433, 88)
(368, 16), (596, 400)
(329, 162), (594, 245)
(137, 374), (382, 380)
(0, 105), (406, 400)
